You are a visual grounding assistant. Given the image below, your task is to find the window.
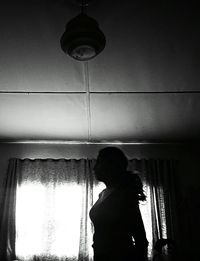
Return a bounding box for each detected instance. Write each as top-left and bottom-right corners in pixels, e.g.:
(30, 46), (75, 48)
(16, 183), (83, 260)
(1, 158), (176, 261)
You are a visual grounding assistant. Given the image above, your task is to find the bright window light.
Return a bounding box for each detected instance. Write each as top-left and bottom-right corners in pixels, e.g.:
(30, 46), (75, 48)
(16, 183), (46, 258)
(16, 182), (82, 260)
(16, 181), (153, 260)
(52, 184), (82, 257)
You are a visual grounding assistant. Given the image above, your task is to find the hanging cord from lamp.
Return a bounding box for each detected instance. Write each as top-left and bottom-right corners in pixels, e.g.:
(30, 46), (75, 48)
(84, 62), (92, 142)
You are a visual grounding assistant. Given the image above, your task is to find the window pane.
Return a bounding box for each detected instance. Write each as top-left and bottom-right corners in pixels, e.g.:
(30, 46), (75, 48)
(16, 182), (82, 260)
(16, 174), (153, 260)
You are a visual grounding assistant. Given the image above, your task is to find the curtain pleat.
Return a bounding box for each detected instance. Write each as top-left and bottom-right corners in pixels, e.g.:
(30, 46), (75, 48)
(145, 160), (178, 246)
(0, 158), (21, 261)
(128, 159), (178, 257)
(78, 160), (95, 261)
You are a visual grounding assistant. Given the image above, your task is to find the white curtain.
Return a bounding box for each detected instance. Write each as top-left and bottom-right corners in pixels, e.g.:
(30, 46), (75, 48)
(129, 159), (178, 258)
(15, 159), (100, 261)
(0, 158), (177, 261)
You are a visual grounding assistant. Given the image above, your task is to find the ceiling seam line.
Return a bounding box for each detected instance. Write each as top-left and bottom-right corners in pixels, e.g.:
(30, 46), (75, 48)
(0, 140), (198, 145)
(0, 91), (87, 94)
(0, 91), (200, 94)
(84, 62), (92, 142)
(90, 91), (200, 94)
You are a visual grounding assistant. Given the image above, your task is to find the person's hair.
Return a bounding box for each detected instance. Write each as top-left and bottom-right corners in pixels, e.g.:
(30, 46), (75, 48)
(98, 147), (146, 201)
(122, 171), (146, 201)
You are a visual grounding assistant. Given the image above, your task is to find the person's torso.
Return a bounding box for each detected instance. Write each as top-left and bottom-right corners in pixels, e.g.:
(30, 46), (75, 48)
(89, 188), (137, 254)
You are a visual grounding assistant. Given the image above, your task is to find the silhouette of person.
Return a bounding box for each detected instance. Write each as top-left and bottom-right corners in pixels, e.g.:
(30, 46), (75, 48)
(153, 238), (175, 261)
(89, 147), (148, 261)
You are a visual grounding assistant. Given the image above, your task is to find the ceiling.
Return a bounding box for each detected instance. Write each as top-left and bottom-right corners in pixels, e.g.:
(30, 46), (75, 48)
(0, 0), (199, 143)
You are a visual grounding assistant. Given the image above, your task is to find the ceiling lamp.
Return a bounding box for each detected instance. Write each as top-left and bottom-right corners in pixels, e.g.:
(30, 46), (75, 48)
(60, 0), (106, 61)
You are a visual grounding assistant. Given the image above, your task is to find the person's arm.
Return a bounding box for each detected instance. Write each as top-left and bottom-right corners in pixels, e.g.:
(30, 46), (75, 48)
(132, 204), (148, 261)
(125, 192), (148, 261)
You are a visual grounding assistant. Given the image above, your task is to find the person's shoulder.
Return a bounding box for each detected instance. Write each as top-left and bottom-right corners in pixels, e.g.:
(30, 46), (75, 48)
(98, 189), (107, 198)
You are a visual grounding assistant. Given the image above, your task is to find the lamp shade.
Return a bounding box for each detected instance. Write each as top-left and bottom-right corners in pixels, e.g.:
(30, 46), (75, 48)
(60, 13), (106, 61)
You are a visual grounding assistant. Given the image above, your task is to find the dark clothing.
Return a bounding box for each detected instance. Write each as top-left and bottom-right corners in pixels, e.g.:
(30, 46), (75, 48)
(89, 188), (148, 261)
(152, 252), (166, 261)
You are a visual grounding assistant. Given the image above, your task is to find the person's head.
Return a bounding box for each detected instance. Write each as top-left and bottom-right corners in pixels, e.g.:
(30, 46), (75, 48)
(94, 147), (128, 185)
(94, 147), (146, 200)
